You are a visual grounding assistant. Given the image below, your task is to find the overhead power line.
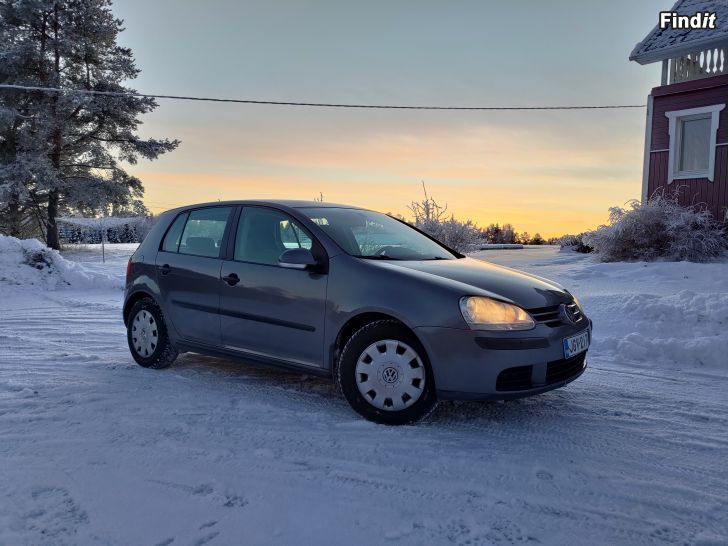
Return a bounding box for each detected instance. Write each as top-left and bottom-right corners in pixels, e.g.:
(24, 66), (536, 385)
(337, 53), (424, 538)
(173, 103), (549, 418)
(0, 84), (646, 111)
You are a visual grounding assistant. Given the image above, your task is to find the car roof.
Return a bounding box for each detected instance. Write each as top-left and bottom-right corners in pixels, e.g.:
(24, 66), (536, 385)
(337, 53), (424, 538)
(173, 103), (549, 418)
(164, 199), (366, 214)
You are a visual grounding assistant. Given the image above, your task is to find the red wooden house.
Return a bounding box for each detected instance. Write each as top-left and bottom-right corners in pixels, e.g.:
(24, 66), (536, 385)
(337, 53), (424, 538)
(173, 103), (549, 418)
(631, 0), (728, 220)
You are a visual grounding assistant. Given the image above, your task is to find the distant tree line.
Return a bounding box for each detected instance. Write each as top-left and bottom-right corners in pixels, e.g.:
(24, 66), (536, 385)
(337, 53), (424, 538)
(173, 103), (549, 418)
(478, 223), (545, 246)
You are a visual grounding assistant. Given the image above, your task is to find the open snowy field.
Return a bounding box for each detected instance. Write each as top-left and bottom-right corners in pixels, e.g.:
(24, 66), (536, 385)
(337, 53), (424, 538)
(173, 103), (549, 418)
(1, 241), (727, 545)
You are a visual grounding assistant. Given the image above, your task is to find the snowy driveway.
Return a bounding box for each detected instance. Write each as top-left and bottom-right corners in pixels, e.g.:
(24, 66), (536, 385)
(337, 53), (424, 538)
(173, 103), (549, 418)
(1, 245), (726, 545)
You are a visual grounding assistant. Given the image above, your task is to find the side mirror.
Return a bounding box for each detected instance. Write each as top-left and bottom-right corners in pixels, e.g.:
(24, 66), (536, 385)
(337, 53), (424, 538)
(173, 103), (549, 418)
(279, 248), (318, 270)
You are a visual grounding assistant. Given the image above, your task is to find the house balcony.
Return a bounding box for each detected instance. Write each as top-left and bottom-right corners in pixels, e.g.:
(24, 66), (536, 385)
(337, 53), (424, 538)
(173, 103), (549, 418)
(663, 44), (728, 85)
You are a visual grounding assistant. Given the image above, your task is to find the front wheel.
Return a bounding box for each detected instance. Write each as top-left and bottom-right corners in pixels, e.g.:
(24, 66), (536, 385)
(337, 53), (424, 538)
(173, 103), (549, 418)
(127, 298), (178, 369)
(338, 321), (437, 425)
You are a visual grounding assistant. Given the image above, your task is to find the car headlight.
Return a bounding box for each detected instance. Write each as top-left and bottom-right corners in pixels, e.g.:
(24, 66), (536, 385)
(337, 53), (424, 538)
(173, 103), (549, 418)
(459, 296), (535, 331)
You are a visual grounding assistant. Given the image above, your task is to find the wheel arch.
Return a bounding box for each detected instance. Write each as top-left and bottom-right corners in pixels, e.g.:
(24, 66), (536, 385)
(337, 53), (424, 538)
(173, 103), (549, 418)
(331, 312), (424, 372)
(123, 290), (155, 326)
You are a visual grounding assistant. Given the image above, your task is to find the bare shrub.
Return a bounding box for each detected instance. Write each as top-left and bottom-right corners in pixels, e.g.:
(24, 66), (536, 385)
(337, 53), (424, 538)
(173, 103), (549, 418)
(583, 193), (727, 262)
(407, 183), (477, 253)
(557, 233), (593, 253)
(418, 216), (478, 253)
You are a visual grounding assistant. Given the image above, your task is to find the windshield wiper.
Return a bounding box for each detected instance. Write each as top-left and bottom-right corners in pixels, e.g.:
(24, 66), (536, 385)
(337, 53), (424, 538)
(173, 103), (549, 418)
(359, 255), (452, 261)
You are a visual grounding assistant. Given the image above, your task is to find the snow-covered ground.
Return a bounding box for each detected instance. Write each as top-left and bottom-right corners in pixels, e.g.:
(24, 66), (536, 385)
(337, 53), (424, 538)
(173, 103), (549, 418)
(1, 240), (727, 545)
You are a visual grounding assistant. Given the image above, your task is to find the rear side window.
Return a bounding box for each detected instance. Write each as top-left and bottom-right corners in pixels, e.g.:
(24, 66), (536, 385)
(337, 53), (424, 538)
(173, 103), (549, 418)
(178, 207), (232, 258)
(161, 212), (189, 253)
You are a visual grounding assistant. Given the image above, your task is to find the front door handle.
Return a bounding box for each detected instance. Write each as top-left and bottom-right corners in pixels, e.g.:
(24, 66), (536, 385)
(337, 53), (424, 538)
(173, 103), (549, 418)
(222, 273), (240, 286)
(159, 264), (171, 275)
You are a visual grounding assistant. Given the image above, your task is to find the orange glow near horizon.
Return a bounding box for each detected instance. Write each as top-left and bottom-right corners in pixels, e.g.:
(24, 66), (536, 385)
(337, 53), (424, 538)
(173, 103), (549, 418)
(134, 121), (644, 238)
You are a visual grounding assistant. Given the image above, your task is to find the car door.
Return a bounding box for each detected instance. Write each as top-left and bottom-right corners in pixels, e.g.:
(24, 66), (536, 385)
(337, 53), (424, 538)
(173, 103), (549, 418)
(219, 206), (328, 368)
(155, 206), (234, 345)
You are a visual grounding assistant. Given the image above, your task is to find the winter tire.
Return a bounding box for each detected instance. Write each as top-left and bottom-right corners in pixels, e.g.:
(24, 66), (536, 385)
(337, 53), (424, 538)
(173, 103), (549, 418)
(338, 320), (437, 425)
(127, 297), (178, 369)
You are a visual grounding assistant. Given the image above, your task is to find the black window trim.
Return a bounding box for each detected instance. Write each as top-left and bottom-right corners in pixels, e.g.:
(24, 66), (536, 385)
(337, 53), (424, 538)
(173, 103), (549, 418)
(159, 210), (189, 254)
(229, 204), (328, 270)
(158, 205), (236, 260)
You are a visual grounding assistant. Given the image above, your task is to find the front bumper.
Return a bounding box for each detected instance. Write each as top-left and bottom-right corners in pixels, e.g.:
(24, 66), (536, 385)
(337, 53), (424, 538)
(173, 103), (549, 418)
(414, 319), (591, 401)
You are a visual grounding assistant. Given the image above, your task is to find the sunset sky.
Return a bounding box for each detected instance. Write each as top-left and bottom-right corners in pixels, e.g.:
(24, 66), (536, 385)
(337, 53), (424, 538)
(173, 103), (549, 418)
(113, 0), (669, 237)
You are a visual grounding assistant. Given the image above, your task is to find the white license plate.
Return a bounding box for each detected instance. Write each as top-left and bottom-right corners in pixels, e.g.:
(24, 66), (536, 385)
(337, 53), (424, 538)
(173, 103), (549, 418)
(563, 330), (590, 358)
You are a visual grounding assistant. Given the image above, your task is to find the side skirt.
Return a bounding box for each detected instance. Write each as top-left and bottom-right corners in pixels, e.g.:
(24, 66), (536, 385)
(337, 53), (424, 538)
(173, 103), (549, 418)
(175, 340), (332, 379)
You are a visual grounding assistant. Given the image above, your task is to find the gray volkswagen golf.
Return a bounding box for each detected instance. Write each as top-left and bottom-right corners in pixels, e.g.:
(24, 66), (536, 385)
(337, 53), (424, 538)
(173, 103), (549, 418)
(124, 200), (591, 424)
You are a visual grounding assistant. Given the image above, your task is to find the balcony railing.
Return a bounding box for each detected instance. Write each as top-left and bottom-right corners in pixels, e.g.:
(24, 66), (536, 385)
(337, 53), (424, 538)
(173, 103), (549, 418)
(666, 46), (727, 84)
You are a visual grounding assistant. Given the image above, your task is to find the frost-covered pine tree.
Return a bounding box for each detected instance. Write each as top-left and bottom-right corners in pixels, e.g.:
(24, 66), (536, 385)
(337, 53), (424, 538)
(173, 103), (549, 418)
(0, 0), (178, 248)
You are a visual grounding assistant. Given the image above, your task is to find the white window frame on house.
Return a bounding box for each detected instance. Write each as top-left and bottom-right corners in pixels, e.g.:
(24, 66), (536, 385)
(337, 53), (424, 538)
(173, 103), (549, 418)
(666, 104), (725, 183)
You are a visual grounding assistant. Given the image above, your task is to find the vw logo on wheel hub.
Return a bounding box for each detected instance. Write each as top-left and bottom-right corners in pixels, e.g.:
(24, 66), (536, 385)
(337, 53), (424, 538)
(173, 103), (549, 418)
(381, 366), (399, 384)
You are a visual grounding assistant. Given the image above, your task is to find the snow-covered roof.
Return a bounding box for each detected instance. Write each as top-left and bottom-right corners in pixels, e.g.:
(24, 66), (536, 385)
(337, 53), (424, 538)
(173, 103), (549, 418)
(630, 0), (728, 64)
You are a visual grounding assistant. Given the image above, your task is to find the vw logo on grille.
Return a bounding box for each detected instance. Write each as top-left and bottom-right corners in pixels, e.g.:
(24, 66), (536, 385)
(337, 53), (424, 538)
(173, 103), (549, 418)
(381, 367), (399, 384)
(560, 303), (578, 325)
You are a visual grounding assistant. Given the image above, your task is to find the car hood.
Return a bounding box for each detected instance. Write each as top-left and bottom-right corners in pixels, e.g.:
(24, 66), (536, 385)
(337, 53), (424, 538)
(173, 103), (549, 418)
(370, 257), (572, 310)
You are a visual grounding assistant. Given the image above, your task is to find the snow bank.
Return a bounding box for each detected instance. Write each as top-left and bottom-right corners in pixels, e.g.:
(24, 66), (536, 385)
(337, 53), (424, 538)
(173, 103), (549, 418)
(591, 290), (728, 370)
(0, 235), (123, 290)
(477, 247), (728, 371)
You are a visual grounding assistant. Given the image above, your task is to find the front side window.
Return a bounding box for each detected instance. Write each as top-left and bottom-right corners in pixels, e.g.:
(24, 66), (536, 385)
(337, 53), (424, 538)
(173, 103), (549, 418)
(178, 207), (232, 258)
(666, 104), (724, 183)
(234, 207), (313, 265)
(299, 207), (457, 260)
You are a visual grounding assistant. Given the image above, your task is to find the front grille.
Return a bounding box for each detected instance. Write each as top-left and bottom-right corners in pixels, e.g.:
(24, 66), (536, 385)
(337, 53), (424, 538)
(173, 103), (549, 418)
(528, 305), (562, 327)
(528, 301), (585, 328)
(496, 365), (533, 391)
(546, 353), (587, 384)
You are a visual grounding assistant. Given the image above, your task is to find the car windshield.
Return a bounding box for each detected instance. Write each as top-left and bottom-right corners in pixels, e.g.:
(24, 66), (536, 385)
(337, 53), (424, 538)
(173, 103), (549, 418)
(299, 207), (458, 260)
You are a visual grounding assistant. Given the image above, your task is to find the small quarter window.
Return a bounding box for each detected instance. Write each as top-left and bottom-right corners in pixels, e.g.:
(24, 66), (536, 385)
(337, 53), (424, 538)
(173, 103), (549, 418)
(279, 219), (313, 250)
(161, 212), (188, 253)
(178, 207), (232, 258)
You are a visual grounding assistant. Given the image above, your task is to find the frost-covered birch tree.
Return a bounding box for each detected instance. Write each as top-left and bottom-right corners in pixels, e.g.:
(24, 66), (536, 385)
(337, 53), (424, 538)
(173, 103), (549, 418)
(0, 0), (178, 248)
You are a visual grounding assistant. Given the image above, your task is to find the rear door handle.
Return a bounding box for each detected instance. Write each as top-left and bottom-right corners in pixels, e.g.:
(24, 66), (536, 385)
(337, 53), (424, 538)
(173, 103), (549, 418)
(222, 273), (240, 286)
(159, 264), (171, 275)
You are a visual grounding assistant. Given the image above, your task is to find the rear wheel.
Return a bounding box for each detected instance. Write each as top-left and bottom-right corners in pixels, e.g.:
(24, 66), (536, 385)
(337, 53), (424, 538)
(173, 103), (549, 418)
(127, 298), (178, 369)
(338, 321), (437, 425)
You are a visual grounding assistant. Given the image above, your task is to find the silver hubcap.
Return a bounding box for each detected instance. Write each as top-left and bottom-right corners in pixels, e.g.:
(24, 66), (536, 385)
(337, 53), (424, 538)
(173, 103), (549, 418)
(131, 310), (159, 358)
(355, 339), (426, 412)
